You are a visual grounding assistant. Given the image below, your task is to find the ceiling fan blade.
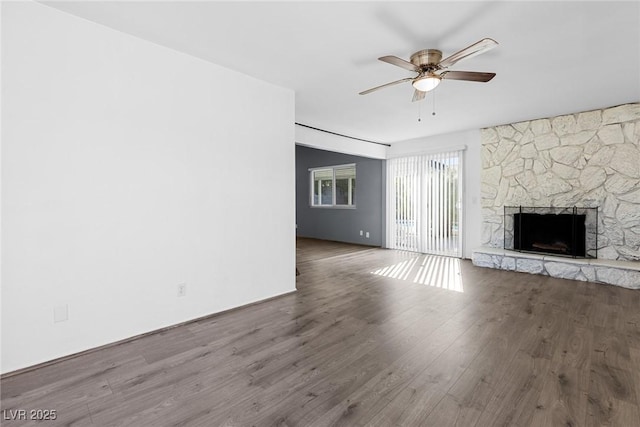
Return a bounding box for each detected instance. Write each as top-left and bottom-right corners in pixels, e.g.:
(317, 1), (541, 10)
(438, 38), (498, 69)
(412, 89), (426, 102)
(379, 56), (419, 72)
(441, 71), (496, 82)
(359, 77), (413, 95)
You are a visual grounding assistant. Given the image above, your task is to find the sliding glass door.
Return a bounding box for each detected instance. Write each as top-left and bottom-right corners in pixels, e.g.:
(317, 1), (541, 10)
(386, 150), (463, 257)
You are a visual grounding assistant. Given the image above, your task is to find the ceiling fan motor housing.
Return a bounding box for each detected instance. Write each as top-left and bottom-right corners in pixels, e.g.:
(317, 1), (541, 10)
(410, 49), (443, 70)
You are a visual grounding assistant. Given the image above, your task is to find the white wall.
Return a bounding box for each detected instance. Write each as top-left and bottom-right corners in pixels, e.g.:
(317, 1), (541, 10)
(387, 130), (482, 259)
(1, 2), (295, 373)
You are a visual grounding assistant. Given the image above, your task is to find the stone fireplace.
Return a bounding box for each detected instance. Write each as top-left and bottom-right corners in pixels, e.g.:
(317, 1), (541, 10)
(473, 103), (640, 289)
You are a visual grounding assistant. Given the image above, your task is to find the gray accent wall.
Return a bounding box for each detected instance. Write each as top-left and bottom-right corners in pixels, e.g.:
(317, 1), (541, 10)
(296, 145), (385, 246)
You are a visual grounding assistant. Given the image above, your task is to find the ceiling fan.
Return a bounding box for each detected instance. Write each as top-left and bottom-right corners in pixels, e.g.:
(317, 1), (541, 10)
(360, 38), (498, 102)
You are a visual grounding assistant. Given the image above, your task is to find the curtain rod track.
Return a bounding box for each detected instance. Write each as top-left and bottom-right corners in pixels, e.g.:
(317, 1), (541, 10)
(295, 123), (391, 147)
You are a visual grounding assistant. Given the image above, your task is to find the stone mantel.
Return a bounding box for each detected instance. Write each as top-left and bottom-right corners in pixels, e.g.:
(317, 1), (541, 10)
(472, 247), (640, 289)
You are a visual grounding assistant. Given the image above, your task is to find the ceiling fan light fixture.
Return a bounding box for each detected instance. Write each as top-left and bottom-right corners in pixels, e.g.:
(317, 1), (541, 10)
(412, 75), (441, 92)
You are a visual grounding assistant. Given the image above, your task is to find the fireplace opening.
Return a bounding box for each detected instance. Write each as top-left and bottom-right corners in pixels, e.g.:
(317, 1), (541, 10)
(504, 206), (598, 259)
(514, 212), (585, 256)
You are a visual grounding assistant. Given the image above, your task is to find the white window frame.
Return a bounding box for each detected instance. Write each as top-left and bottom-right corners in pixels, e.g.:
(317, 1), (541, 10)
(309, 163), (356, 209)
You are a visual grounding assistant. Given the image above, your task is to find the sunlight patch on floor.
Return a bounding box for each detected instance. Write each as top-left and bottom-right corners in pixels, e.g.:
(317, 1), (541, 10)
(371, 253), (463, 292)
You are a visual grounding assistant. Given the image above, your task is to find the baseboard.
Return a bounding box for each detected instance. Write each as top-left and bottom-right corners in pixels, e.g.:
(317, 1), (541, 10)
(296, 235), (381, 248)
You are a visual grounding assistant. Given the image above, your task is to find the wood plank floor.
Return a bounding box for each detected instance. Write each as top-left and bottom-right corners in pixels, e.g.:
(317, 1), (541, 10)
(2, 238), (639, 426)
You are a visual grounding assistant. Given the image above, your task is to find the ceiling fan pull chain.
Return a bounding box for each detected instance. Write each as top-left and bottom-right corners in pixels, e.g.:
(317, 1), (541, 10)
(418, 101), (422, 122)
(432, 90), (437, 116)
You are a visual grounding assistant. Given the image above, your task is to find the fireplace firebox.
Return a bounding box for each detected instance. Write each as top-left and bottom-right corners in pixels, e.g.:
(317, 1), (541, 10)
(504, 206), (598, 258)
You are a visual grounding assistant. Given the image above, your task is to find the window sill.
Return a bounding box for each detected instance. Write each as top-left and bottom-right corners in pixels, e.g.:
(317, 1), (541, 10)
(310, 205), (357, 210)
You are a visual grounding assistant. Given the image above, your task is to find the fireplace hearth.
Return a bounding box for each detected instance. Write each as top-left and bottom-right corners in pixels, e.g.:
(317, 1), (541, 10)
(504, 206), (598, 258)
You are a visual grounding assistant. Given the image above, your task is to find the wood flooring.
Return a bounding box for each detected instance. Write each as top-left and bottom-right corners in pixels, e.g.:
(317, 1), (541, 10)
(2, 238), (639, 426)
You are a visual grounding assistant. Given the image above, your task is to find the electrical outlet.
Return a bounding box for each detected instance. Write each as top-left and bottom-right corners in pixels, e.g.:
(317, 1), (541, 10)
(177, 283), (187, 297)
(360, 230), (363, 236)
(54, 304), (68, 323)
(366, 232), (370, 238)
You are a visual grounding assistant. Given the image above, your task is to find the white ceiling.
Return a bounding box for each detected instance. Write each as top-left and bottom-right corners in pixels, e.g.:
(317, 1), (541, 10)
(44, 1), (640, 144)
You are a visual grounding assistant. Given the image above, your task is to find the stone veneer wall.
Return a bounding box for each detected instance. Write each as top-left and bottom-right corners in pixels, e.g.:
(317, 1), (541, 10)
(481, 103), (640, 261)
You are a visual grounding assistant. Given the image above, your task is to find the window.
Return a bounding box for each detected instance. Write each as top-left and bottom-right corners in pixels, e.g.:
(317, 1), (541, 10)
(310, 164), (356, 207)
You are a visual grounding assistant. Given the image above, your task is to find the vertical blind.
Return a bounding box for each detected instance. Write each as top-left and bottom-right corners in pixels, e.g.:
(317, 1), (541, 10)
(386, 150), (464, 257)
